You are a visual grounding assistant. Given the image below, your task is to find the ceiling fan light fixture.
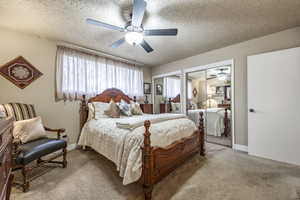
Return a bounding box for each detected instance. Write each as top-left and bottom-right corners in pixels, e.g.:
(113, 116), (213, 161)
(218, 75), (227, 81)
(125, 32), (143, 45)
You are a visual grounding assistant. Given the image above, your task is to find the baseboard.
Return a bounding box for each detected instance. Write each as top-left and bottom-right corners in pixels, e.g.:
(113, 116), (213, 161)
(67, 143), (77, 151)
(233, 144), (248, 153)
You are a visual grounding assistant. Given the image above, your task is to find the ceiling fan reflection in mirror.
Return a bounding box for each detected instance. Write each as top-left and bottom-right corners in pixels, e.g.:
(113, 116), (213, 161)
(216, 68), (229, 81)
(86, 0), (178, 53)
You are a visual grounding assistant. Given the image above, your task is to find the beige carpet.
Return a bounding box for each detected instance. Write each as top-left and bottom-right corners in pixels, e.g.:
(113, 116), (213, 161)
(207, 135), (232, 147)
(11, 144), (300, 200)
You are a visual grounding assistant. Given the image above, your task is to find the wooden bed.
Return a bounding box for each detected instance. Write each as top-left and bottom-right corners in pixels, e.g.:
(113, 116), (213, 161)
(79, 88), (205, 200)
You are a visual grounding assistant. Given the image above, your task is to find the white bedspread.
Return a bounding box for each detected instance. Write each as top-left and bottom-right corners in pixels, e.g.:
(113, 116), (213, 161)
(188, 108), (230, 137)
(78, 114), (196, 185)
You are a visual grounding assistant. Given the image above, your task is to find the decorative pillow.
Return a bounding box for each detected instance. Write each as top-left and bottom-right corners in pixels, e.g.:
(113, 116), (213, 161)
(104, 100), (120, 118)
(130, 101), (143, 115)
(118, 99), (132, 116)
(87, 103), (95, 121)
(171, 102), (181, 113)
(13, 116), (47, 143)
(93, 102), (110, 119)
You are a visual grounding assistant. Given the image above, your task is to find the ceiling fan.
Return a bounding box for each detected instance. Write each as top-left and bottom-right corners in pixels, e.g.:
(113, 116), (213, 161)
(206, 75), (217, 80)
(86, 0), (178, 53)
(216, 68), (229, 81)
(217, 68), (228, 76)
(206, 68), (229, 80)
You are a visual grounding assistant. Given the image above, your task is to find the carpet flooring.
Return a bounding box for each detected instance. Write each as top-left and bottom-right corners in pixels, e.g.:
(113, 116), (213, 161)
(207, 135), (232, 147)
(11, 144), (300, 200)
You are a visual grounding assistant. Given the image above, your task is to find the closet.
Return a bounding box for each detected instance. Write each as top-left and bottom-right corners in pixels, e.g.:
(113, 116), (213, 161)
(185, 63), (233, 147)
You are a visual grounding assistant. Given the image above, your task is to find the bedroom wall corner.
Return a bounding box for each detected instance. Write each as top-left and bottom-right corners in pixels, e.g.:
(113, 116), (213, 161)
(0, 28), (81, 144)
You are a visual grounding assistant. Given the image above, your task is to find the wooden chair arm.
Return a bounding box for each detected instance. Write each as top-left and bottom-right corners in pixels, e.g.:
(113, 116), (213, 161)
(12, 138), (22, 154)
(44, 126), (66, 139)
(13, 138), (21, 146)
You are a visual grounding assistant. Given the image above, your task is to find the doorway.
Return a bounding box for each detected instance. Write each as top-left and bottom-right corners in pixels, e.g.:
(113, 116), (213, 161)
(248, 47), (300, 165)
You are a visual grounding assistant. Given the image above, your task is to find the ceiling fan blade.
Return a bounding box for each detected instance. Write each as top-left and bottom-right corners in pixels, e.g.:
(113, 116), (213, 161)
(206, 77), (216, 80)
(132, 0), (147, 27)
(140, 40), (153, 53)
(86, 18), (124, 32)
(111, 38), (125, 48)
(144, 29), (178, 36)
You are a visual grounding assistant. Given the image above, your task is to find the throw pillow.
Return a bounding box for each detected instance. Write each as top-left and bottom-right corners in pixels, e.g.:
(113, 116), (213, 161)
(130, 101), (143, 115)
(171, 102), (181, 113)
(118, 99), (132, 116)
(87, 103), (95, 121)
(13, 116), (47, 143)
(93, 102), (110, 119)
(104, 99), (121, 118)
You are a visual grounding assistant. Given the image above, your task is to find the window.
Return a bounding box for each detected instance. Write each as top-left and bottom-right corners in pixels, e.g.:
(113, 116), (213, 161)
(56, 46), (143, 100)
(163, 76), (181, 98)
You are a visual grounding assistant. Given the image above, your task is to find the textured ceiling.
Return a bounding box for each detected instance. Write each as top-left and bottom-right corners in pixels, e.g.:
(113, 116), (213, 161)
(188, 66), (231, 79)
(0, 0), (300, 66)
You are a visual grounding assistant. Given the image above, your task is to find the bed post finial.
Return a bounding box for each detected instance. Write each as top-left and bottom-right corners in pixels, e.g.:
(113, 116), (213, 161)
(144, 120), (151, 148)
(199, 112), (205, 156)
(143, 120), (153, 200)
(168, 98), (172, 113)
(224, 108), (229, 137)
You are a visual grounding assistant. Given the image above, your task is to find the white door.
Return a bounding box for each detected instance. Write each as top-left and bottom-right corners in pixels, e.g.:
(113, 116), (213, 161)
(248, 47), (300, 165)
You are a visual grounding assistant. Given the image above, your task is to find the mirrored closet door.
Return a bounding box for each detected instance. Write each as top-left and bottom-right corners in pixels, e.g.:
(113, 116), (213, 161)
(186, 64), (232, 147)
(153, 73), (182, 114)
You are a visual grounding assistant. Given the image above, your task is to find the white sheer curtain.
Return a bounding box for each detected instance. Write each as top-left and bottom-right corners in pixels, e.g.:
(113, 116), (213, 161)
(163, 76), (181, 98)
(56, 46), (143, 101)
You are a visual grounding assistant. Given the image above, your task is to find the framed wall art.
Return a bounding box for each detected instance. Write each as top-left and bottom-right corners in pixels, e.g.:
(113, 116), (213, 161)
(0, 56), (43, 89)
(156, 84), (163, 95)
(144, 82), (151, 94)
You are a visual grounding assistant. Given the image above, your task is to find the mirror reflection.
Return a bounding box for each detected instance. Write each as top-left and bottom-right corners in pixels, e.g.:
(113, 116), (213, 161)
(187, 65), (232, 147)
(153, 74), (181, 114)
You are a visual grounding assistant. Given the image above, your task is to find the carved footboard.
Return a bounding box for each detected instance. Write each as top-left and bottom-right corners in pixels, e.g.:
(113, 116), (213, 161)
(141, 112), (205, 200)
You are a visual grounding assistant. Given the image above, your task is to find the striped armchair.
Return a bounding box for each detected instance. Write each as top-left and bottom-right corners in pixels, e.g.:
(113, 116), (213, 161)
(0, 103), (36, 121)
(0, 103), (67, 192)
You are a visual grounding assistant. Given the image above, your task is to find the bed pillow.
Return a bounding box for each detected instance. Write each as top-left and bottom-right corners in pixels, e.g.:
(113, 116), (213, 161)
(118, 99), (132, 116)
(93, 102), (110, 119)
(130, 101), (143, 115)
(171, 102), (181, 113)
(87, 103), (95, 121)
(104, 99), (120, 118)
(13, 116), (47, 143)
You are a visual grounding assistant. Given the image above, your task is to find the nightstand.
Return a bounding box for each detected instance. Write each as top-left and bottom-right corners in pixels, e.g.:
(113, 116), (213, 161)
(159, 103), (171, 113)
(140, 104), (153, 114)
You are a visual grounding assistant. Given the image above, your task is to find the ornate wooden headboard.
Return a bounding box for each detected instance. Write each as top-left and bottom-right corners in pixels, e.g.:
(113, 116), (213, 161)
(170, 94), (180, 103)
(87, 88), (134, 103)
(79, 88), (136, 131)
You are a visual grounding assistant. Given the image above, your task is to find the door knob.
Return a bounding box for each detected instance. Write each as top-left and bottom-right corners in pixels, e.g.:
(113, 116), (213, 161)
(249, 108), (255, 113)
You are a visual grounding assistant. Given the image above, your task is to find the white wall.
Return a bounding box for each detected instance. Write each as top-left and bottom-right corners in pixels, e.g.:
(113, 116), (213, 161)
(0, 28), (152, 144)
(152, 27), (300, 146)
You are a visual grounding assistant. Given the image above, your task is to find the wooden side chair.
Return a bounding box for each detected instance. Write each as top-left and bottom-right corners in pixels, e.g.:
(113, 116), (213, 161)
(0, 103), (67, 192)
